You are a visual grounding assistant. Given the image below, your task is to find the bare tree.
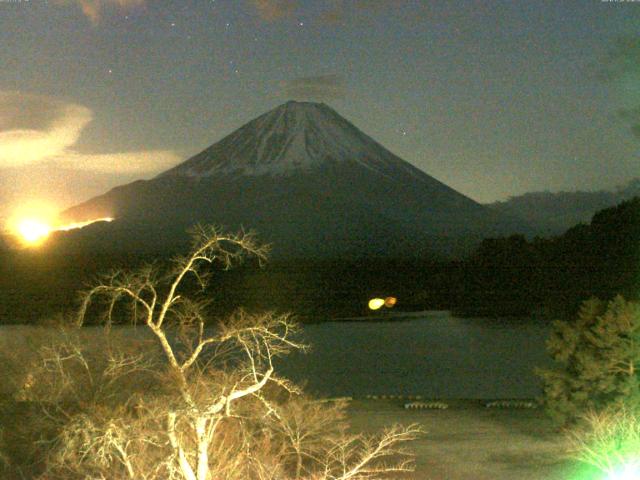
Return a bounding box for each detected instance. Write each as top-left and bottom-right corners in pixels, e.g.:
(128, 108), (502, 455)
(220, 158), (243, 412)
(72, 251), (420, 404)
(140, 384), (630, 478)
(8, 226), (421, 479)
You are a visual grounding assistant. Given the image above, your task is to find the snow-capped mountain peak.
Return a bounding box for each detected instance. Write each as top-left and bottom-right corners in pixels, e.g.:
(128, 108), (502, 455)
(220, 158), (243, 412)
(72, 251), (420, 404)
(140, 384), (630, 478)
(61, 100), (527, 259)
(159, 101), (411, 179)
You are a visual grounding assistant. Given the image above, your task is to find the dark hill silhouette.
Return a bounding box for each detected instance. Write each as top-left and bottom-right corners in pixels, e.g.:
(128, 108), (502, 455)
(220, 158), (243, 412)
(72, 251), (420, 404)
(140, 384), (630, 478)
(454, 197), (640, 317)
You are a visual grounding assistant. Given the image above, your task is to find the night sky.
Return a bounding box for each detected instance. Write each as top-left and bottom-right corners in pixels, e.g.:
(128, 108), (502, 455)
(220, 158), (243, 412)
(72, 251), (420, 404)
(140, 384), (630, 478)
(1, 0), (639, 222)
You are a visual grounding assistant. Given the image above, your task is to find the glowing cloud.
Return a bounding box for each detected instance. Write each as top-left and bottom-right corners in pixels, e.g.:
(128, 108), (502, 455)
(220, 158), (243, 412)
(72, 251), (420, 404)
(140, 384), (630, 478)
(0, 91), (180, 173)
(0, 92), (92, 167)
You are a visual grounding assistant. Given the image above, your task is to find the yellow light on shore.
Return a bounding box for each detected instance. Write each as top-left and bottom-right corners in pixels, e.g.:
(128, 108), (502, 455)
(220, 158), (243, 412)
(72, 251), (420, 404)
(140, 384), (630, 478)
(368, 298), (385, 310)
(368, 296), (398, 311)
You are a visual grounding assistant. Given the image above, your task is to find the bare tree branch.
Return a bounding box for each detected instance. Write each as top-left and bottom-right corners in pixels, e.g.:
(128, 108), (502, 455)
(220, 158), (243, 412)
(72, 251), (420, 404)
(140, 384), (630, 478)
(5, 227), (419, 480)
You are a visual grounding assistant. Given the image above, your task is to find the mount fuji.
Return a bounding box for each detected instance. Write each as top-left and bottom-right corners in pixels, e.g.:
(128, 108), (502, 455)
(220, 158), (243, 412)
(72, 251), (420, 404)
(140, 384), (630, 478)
(60, 101), (524, 259)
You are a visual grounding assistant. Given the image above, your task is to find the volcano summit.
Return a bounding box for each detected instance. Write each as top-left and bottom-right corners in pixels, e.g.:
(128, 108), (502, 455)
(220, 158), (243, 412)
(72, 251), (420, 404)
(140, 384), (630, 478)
(61, 101), (523, 258)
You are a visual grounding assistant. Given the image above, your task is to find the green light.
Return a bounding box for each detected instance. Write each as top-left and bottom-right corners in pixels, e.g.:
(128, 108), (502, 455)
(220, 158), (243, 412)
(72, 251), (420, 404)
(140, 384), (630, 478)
(607, 461), (640, 480)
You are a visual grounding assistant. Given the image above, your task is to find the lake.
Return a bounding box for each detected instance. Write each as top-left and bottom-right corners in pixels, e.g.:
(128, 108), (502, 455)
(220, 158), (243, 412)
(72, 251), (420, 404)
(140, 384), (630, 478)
(0, 311), (554, 400)
(276, 311), (553, 399)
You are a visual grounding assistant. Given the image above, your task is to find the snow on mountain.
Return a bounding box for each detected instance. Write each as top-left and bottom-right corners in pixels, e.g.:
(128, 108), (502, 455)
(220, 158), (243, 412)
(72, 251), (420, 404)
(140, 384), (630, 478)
(160, 101), (428, 183)
(60, 101), (526, 258)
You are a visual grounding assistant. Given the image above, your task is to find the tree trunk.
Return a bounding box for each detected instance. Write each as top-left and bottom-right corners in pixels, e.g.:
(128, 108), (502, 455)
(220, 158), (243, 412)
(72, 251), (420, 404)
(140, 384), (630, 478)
(167, 412), (197, 480)
(196, 417), (210, 480)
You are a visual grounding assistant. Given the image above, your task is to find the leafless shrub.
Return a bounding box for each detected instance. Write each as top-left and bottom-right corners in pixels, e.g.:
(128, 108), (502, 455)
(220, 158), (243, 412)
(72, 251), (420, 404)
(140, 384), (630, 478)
(566, 404), (640, 476)
(2, 226), (421, 479)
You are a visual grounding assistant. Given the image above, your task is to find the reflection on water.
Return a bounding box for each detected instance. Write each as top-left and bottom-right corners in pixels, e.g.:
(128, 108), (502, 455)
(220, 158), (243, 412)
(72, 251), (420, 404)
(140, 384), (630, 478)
(276, 311), (552, 399)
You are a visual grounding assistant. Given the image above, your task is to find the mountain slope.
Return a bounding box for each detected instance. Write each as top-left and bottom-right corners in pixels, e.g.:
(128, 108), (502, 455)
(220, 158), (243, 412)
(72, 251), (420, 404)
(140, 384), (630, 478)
(60, 101), (525, 258)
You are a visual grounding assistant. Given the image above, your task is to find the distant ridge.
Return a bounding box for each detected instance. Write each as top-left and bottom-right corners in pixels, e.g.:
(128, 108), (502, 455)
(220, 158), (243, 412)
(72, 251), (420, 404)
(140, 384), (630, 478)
(60, 101), (526, 258)
(486, 178), (640, 236)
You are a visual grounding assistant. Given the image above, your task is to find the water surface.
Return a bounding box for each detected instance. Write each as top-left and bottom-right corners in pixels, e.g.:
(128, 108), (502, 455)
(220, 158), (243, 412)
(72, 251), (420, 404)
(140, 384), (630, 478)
(0, 312), (553, 400)
(276, 311), (552, 399)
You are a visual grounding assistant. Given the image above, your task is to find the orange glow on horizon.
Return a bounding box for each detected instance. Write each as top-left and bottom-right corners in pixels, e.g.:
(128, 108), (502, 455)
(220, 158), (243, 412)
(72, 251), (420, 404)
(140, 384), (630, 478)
(55, 217), (114, 231)
(16, 219), (51, 245)
(8, 213), (114, 247)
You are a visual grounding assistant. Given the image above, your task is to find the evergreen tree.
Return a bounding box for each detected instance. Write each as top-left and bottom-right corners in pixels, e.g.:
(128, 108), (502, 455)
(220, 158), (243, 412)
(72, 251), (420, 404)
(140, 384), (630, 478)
(537, 296), (640, 425)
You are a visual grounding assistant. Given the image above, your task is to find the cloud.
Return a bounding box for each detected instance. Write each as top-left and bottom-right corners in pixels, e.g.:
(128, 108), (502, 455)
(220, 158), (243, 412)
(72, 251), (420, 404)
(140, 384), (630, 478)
(0, 92), (92, 167)
(282, 75), (346, 101)
(54, 0), (146, 24)
(0, 91), (179, 173)
(55, 150), (180, 174)
(251, 0), (298, 21)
